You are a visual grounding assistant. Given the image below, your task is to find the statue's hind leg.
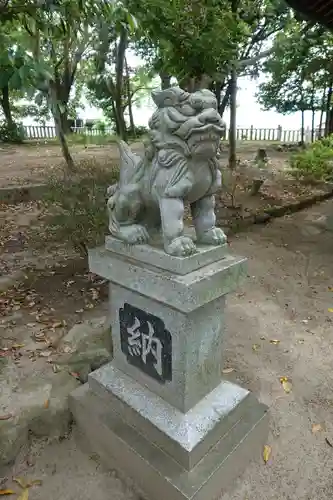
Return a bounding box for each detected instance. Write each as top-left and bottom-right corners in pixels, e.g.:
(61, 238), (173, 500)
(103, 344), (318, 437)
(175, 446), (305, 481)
(107, 196), (149, 244)
(109, 223), (149, 244)
(191, 195), (227, 245)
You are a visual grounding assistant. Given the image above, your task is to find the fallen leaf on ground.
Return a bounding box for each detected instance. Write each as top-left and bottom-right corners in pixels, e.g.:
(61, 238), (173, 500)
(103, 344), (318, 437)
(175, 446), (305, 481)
(280, 376), (292, 393)
(270, 339), (280, 345)
(52, 322), (63, 329)
(325, 437), (333, 447)
(32, 332), (46, 342)
(17, 489), (28, 500)
(24, 480), (42, 488)
(260, 336), (266, 340)
(312, 423), (324, 434)
(32, 480), (42, 487)
(11, 344), (25, 349)
(43, 400), (49, 409)
(252, 344), (260, 351)
(13, 478), (26, 489)
(63, 345), (73, 354)
(328, 308), (333, 313)
(26, 455), (36, 467)
(38, 350), (52, 358)
(263, 445), (272, 464)
(222, 368), (235, 374)
(69, 371), (80, 379)
(0, 490), (15, 495)
(0, 414), (12, 421)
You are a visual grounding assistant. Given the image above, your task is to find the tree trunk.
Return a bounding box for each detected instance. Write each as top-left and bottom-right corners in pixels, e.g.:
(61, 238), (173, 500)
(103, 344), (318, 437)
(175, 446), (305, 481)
(125, 57), (135, 136)
(213, 81), (223, 114)
(59, 109), (70, 135)
(160, 72), (171, 90)
(325, 83), (333, 136)
(228, 68), (237, 170)
(300, 109), (305, 145)
(0, 85), (14, 128)
(52, 72), (72, 135)
(53, 110), (75, 172)
(211, 80), (232, 117)
(114, 27), (128, 140)
(128, 99), (135, 136)
(328, 107), (333, 136)
(114, 97), (126, 140)
(311, 109), (315, 142)
(310, 81), (315, 142)
(179, 75), (211, 93)
(111, 99), (119, 135)
(219, 81), (232, 117)
(50, 87), (75, 172)
(319, 87), (326, 138)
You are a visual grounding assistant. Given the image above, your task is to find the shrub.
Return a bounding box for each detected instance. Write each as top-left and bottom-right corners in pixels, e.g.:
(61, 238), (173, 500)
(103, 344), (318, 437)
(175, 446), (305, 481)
(0, 121), (25, 143)
(289, 136), (333, 181)
(127, 125), (149, 139)
(40, 160), (119, 256)
(95, 121), (107, 134)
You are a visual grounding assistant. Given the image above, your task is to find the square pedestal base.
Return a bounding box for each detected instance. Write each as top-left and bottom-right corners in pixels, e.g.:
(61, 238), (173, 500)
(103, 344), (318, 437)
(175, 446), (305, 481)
(70, 371), (268, 500)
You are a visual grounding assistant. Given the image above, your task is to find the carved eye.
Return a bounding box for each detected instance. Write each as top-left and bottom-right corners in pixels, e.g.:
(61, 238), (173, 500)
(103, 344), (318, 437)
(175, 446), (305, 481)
(209, 99), (217, 110)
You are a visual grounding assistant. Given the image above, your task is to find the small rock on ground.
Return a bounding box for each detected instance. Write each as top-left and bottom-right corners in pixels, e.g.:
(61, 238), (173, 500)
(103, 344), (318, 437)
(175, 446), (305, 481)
(0, 316), (112, 466)
(0, 369), (79, 466)
(56, 316), (112, 383)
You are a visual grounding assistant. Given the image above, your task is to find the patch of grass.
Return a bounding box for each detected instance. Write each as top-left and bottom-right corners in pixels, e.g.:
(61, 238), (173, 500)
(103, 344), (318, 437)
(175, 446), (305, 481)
(290, 136), (333, 181)
(35, 159), (119, 255)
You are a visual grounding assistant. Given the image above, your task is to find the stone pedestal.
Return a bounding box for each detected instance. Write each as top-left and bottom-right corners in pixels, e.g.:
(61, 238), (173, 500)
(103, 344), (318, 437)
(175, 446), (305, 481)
(70, 236), (268, 500)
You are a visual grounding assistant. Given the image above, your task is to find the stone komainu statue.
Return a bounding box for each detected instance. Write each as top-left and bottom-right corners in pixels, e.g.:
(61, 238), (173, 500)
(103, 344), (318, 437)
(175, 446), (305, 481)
(107, 87), (227, 257)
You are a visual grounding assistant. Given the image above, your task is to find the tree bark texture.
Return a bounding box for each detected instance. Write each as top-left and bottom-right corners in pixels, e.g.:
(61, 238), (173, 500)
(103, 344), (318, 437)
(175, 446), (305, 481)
(0, 85), (14, 127)
(228, 68), (237, 170)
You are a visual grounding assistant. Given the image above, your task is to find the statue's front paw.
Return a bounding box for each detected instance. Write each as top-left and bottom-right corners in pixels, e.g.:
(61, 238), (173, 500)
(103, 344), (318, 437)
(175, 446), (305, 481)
(165, 236), (197, 257)
(197, 227), (227, 246)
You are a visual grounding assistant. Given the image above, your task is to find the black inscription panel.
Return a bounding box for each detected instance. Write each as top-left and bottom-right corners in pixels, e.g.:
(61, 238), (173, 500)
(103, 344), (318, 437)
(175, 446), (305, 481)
(119, 303), (172, 384)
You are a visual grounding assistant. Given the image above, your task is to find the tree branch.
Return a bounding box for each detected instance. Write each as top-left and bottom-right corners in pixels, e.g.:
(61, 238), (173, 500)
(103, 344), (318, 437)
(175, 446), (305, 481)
(238, 48), (273, 67)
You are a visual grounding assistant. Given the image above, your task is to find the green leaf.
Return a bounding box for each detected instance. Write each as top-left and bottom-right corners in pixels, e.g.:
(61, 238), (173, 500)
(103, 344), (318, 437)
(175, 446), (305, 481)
(126, 13), (138, 32)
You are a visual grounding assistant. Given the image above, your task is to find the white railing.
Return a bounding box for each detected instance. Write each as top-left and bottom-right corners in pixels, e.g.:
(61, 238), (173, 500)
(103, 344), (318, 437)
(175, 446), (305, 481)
(22, 124), (324, 143)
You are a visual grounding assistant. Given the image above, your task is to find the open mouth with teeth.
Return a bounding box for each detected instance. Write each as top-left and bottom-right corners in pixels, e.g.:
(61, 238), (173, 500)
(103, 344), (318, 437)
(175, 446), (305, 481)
(186, 124), (223, 157)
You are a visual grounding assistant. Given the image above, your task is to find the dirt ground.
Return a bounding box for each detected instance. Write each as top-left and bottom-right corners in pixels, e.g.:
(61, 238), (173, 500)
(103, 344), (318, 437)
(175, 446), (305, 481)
(0, 142), (144, 187)
(1, 198), (333, 499)
(3, 140), (332, 238)
(0, 141), (270, 187)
